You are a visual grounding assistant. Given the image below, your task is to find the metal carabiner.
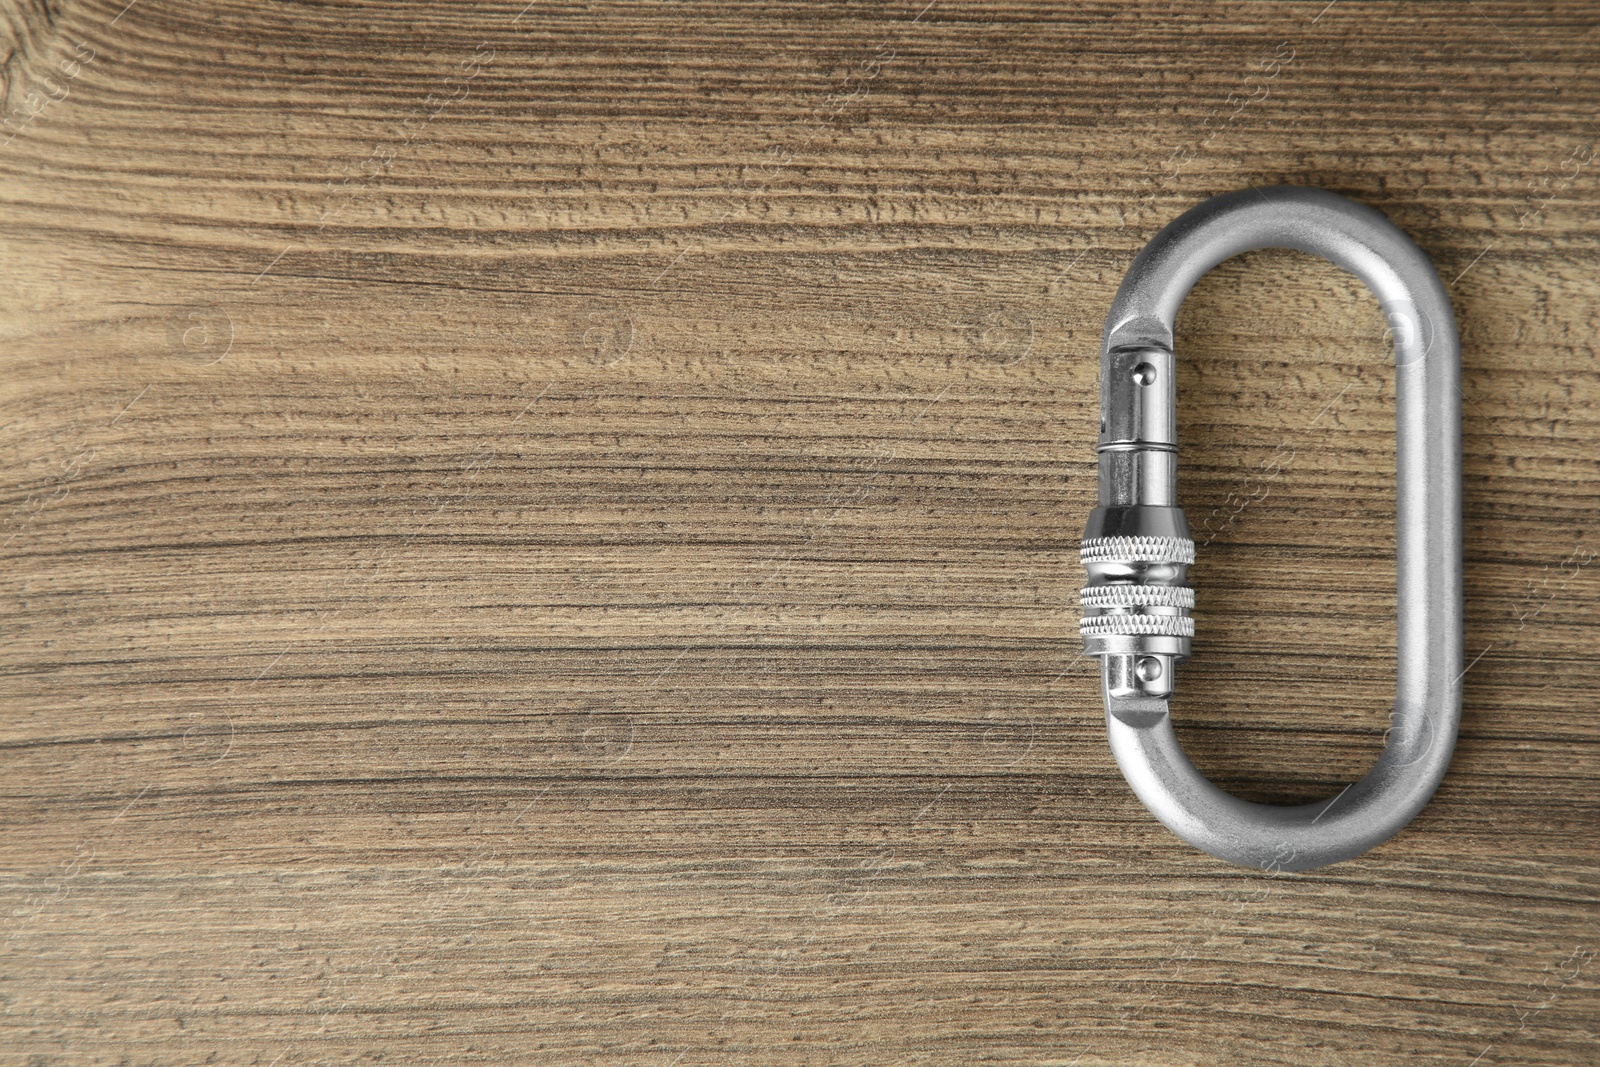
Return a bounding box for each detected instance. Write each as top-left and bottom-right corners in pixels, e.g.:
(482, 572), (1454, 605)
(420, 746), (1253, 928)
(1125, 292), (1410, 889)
(1080, 186), (1462, 871)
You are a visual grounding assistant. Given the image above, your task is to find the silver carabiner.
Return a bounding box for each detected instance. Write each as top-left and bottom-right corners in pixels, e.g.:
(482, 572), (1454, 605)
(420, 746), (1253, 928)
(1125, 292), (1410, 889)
(1080, 186), (1463, 871)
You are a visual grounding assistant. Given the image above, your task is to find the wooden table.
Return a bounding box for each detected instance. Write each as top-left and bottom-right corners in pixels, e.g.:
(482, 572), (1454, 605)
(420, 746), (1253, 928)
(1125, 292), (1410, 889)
(3, 2), (1596, 1063)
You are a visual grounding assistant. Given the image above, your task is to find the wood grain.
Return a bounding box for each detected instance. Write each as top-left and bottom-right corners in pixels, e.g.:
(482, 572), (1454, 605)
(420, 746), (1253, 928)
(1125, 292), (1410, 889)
(2, 1), (1597, 1063)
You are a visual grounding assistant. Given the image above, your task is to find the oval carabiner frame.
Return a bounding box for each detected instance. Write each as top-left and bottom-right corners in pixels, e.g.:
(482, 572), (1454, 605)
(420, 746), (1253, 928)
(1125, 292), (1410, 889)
(1080, 186), (1463, 872)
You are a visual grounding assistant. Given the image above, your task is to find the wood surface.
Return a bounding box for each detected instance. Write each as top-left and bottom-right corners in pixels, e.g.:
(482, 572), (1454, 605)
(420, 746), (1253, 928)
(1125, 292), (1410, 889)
(2, 1), (1597, 1064)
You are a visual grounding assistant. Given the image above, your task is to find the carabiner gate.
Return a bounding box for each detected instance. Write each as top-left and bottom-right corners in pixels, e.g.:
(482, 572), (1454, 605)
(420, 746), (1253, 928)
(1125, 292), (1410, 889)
(1080, 186), (1463, 872)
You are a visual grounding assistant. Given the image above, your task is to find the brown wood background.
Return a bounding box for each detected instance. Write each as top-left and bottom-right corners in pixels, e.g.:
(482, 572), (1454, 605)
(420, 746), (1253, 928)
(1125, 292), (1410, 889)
(2, 1), (1597, 1063)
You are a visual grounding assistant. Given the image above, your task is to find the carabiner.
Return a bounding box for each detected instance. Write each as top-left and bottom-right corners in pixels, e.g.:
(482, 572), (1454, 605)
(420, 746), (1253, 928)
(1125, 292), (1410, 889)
(1080, 186), (1463, 871)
